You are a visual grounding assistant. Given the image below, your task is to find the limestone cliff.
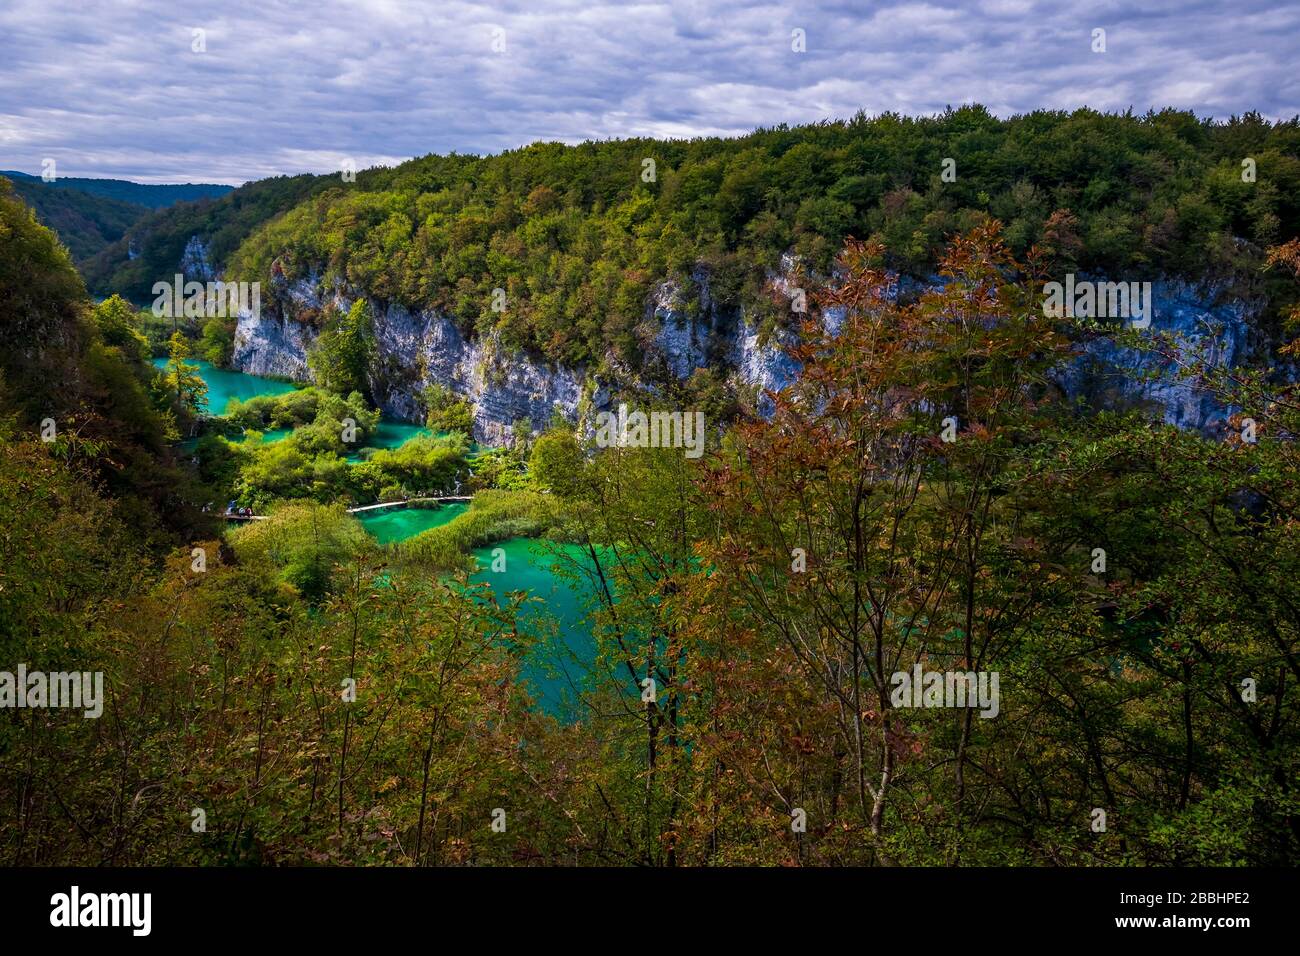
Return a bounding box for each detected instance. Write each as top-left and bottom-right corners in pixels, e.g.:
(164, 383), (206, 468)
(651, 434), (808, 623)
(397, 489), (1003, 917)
(232, 262), (1268, 443)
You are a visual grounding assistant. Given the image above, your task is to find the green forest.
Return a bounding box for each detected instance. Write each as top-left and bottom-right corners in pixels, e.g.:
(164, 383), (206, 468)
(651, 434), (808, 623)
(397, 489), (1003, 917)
(2, 107), (1299, 867)
(4, 172), (234, 265)
(3, 177), (147, 263)
(89, 107), (1300, 372)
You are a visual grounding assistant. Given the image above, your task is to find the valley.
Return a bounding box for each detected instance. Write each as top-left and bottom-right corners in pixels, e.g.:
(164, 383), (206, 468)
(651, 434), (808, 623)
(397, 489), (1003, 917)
(3, 106), (1299, 869)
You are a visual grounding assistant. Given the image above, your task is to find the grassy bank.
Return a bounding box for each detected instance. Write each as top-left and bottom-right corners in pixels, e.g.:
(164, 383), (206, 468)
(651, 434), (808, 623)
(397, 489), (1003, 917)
(396, 489), (563, 571)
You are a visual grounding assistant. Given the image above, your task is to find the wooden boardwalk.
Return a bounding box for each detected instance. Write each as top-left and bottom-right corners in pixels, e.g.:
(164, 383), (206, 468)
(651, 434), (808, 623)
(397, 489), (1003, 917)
(345, 495), (472, 514)
(221, 495), (472, 522)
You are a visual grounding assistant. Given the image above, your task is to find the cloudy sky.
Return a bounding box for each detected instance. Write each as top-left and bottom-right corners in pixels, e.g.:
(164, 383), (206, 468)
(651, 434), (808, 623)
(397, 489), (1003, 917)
(1, 0), (1296, 185)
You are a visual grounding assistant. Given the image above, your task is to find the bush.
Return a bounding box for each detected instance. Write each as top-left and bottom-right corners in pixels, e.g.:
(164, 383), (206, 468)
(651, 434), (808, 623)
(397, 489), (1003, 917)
(228, 500), (370, 601)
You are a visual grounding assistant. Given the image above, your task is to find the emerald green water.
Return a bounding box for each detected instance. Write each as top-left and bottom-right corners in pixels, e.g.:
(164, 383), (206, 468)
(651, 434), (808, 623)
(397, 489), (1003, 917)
(346, 421), (435, 461)
(234, 427), (293, 445)
(152, 357), (296, 415)
(471, 538), (596, 718)
(169, 360), (591, 714)
(356, 502), (468, 544)
(156, 358), (437, 454)
(370, 420), (432, 448)
(356, 517), (599, 717)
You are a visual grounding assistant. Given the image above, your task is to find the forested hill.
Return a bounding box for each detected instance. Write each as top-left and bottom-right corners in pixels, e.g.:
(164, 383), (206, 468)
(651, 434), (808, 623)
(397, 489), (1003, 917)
(4, 116), (1300, 869)
(0, 170), (232, 208)
(82, 107), (1300, 369)
(81, 172), (339, 301)
(1, 174), (147, 263)
(0, 176), (193, 541)
(3, 171), (234, 265)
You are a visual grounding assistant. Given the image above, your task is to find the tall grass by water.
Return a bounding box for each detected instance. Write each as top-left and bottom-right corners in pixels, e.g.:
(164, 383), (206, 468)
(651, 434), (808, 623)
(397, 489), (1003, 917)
(395, 489), (562, 571)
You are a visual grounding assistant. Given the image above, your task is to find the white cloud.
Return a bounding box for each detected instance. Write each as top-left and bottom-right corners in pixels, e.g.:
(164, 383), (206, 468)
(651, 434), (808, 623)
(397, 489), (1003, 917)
(0, 0), (1294, 184)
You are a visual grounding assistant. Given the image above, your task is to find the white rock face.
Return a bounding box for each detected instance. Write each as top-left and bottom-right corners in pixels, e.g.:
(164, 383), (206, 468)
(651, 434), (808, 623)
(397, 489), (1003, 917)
(729, 319), (801, 417)
(231, 308), (317, 381)
(231, 261), (1265, 441)
(233, 274), (586, 445)
(729, 266), (1262, 432)
(231, 276), (323, 380)
(180, 235), (215, 282)
(647, 279), (712, 379)
(366, 301), (585, 447)
(1051, 279), (1256, 433)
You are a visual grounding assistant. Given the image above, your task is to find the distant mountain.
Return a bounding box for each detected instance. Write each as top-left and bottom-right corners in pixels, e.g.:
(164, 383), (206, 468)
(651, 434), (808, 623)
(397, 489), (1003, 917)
(0, 170), (233, 209)
(2, 174), (148, 263)
(2, 171), (238, 266)
(81, 172), (338, 302)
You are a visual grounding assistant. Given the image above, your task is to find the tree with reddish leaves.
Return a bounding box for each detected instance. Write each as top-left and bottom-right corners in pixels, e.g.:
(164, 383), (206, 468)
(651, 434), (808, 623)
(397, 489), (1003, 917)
(686, 223), (1077, 862)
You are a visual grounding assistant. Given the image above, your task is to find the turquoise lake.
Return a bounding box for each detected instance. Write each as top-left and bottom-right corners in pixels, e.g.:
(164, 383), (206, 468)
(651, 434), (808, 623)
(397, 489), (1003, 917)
(152, 357), (296, 415)
(154, 357), (436, 454)
(470, 537), (597, 719)
(354, 501), (469, 543)
(168, 358), (598, 718)
(346, 421), (435, 461)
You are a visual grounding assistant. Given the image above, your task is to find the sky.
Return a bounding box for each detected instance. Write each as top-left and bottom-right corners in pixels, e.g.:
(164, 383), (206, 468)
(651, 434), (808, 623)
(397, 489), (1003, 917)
(0, 0), (1297, 185)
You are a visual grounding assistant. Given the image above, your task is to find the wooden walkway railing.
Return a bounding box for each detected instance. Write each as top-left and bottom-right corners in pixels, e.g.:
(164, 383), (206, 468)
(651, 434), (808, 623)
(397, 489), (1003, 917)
(221, 495), (473, 522)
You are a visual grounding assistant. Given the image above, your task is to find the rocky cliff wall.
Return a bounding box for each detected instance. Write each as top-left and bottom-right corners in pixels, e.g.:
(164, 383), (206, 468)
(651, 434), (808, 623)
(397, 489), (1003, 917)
(232, 255), (1266, 443)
